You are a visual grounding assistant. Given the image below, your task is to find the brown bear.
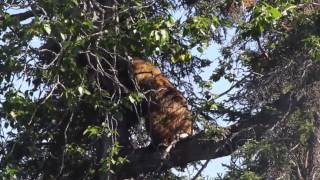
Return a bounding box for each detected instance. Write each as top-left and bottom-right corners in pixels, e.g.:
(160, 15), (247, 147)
(131, 58), (193, 149)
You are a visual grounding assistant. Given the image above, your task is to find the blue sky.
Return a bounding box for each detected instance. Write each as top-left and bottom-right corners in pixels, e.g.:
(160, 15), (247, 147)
(172, 8), (236, 178)
(190, 44), (232, 178)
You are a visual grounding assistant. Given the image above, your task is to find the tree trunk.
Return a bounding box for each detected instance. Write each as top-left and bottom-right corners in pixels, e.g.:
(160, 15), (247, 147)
(305, 81), (320, 180)
(310, 116), (320, 180)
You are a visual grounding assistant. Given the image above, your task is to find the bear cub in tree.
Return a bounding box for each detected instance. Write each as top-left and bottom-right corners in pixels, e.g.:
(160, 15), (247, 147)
(131, 58), (193, 153)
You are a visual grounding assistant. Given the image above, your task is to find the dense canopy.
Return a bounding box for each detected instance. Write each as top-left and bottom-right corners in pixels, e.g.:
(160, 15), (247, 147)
(0, 0), (319, 179)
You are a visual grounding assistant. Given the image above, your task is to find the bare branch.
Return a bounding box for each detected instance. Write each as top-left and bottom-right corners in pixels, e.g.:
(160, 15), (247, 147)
(9, 10), (41, 21)
(191, 160), (210, 180)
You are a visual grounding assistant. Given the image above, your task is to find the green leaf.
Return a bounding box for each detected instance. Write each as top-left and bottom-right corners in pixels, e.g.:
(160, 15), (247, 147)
(60, 33), (66, 40)
(78, 86), (84, 96)
(210, 104), (218, 110)
(128, 95), (135, 103)
(78, 86), (91, 96)
(164, 16), (175, 28)
(258, 24), (264, 34)
(269, 7), (281, 19)
(83, 126), (101, 137)
(43, 23), (51, 34)
(212, 16), (220, 26)
(197, 47), (204, 53)
(10, 111), (17, 120)
(71, 0), (79, 5)
(159, 29), (169, 43)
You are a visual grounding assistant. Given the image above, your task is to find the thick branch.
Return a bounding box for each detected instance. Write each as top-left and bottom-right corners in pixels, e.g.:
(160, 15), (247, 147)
(116, 109), (281, 179)
(116, 92), (296, 179)
(0, 10), (41, 22)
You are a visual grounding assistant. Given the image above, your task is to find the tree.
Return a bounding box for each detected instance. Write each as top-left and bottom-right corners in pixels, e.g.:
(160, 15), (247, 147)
(216, 1), (320, 179)
(0, 0), (319, 179)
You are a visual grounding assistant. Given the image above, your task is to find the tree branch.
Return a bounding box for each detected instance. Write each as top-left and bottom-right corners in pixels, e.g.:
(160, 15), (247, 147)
(116, 108), (281, 179)
(0, 10), (41, 22)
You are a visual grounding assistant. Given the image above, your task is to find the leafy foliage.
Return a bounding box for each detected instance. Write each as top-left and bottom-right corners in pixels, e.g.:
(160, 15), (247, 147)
(0, 0), (320, 179)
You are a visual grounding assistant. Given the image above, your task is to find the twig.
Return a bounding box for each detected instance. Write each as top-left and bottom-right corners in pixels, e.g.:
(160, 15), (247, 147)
(191, 160), (211, 180)
(58, 111), (74, 177)
(216, 75), (249, 99)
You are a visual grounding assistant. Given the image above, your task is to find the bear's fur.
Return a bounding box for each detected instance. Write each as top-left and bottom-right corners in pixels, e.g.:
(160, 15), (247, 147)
(131, 58), (193, 147)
